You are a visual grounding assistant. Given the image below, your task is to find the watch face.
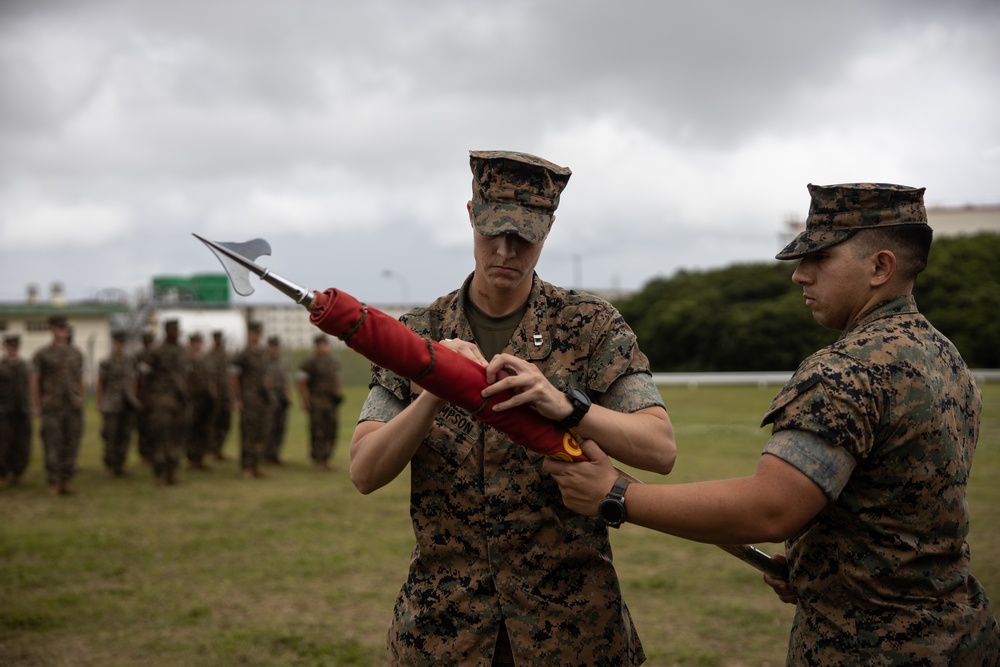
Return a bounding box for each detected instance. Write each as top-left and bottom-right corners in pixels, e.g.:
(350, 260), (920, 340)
(599, 498), (626, 526)
(568, 387), (591, 408)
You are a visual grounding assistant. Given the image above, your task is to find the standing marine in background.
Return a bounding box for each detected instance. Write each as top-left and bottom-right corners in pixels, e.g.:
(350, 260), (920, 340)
(31, 315), (85, 496)
(96, 330), (138, 477)
(208, 330), (232, 462)
(264, 335), (291, 466)
(230, 321), (273, 479)
(141, 319), (191, 486)
(134, 330), (156, 466)
(186, 332), (215, 471)
(296, 334), (344, 471)
(0, 334), (32, 487)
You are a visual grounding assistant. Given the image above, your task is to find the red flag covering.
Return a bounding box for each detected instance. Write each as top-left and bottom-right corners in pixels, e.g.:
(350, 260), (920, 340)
(309, 288), (586, 462)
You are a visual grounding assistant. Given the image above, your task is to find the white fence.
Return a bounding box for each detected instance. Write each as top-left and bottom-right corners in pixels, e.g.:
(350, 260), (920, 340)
(651, 369), (1000, 388)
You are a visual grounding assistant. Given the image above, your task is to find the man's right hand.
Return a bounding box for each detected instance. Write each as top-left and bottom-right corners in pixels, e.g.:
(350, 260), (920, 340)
(412, 338), (488, 402)
(763, 553), (797, 604)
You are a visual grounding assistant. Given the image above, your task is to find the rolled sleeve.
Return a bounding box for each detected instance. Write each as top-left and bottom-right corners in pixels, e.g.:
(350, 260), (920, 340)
(764, 429), (856, 501)
(601, 372), (665, 414)
(358, 383), (406, 424)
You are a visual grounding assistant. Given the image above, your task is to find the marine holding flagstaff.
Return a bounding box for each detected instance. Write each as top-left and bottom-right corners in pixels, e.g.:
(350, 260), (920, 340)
(544, 183), (1000, 665)
(347, 151), (676, 665)
(196, 149), (678, 665)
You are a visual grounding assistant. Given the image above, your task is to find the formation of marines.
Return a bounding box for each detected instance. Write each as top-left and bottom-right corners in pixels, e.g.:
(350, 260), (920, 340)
(0, 316), (343, 494)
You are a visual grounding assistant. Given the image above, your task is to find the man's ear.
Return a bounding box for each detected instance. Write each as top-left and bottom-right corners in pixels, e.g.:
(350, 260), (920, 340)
(870, 249), (896, 287)
(467, 201), (474, 225)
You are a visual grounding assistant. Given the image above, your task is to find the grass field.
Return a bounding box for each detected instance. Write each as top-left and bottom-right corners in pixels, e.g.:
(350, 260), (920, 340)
(1, 355), (997, 666)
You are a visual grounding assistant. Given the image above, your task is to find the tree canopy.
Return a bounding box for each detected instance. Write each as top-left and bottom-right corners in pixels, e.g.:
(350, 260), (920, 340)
(616, 233), (1000, 371)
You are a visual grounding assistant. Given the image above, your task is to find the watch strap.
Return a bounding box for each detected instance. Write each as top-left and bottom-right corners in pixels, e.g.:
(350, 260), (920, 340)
(609, 477), (631, 501)
(557, 387), (591, 429)
(599, 477), (631, 528)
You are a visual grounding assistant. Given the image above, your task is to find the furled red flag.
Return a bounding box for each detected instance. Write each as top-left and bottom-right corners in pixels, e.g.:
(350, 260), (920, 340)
(309, 288), (586, 462)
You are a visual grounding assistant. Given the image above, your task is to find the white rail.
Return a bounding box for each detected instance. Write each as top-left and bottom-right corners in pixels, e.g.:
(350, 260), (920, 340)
(651, 369), (1000, 388)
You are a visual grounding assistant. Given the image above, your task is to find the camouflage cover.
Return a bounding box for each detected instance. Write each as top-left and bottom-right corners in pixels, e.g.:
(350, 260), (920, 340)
(777, 183), (928, 260)
(469, 150), (571, 244)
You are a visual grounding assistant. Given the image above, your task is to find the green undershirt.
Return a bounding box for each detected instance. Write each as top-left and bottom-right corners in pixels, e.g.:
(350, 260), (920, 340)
(464, 292), (529, 361)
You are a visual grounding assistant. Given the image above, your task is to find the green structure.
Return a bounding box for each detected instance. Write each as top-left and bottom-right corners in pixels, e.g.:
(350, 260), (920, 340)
(152, 274), (230, 305)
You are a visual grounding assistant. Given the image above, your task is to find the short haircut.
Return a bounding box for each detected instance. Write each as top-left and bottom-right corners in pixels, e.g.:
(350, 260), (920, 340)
(849, 225), (933, 282)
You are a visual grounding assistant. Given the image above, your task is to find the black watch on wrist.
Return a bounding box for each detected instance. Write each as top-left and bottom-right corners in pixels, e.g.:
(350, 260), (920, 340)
(558, 386), (591, 429)
(599, 477), (631, 528)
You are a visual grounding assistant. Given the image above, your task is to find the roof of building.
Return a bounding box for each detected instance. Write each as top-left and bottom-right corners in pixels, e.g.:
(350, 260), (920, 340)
(0, 302), (131, 318)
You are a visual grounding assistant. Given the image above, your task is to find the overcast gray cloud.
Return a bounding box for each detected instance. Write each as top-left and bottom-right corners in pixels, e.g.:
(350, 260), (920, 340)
(1, 0), (998, 306)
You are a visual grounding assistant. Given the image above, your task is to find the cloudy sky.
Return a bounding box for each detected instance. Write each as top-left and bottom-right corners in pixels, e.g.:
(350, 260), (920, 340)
(1, 0), (998, 308)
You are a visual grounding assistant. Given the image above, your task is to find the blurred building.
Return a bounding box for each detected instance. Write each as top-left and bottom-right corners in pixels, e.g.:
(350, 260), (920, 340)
(0, 283), (131, 389)
(0, 275), (410, 390)
(781, 202), (1000, 247)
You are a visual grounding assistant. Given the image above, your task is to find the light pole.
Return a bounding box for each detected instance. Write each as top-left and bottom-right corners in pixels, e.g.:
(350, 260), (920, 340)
(381, 269), (410, 304)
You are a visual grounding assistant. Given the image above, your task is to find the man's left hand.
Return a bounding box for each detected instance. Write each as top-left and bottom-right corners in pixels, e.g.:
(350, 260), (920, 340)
(482, 352), (571, 420)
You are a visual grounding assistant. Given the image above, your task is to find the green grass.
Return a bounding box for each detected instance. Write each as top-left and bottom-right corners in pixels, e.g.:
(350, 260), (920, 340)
(1, 357), (997, 666)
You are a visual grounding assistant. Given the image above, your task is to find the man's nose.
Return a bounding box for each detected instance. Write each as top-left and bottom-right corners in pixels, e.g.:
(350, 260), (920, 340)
(496, 234), (517, 257)
(791, 263), (810, 285)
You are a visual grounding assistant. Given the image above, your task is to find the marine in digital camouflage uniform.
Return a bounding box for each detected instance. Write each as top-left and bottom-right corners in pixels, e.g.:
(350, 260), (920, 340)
(96, 330), (137, 476)
(296, 334), (343, 471)
(264, 335), (291, 465)
(186, 333), (215, 470)
(30, 315), (85, 496)
(545, 183), (999, 666)
(141, 319), (191, 486)
(230, 321), (274, 478)
(134, 331), (156, 465)
(351, 151), (676, 666)
(0, 335), (32, 486)
(208, 330), (232, 461)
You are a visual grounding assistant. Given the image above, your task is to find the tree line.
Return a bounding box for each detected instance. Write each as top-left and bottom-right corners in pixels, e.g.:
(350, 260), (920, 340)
(616, 233), (1000, 371)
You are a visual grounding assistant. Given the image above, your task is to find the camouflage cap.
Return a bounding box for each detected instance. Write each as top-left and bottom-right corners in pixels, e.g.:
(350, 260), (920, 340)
(469, 150), (572, 244)
(189, 332), (203, 343)
(48, 315), (68, 328)
(776, 183), (927, 260)
(247, 321), (263, 333)
(3, 334), (19, 347)
(111, 330), (128, 342)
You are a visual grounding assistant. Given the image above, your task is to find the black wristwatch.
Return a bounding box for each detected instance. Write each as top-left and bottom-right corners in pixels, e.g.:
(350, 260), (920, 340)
(599, 478), (631, 528)
(558, 386), (591, 429)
